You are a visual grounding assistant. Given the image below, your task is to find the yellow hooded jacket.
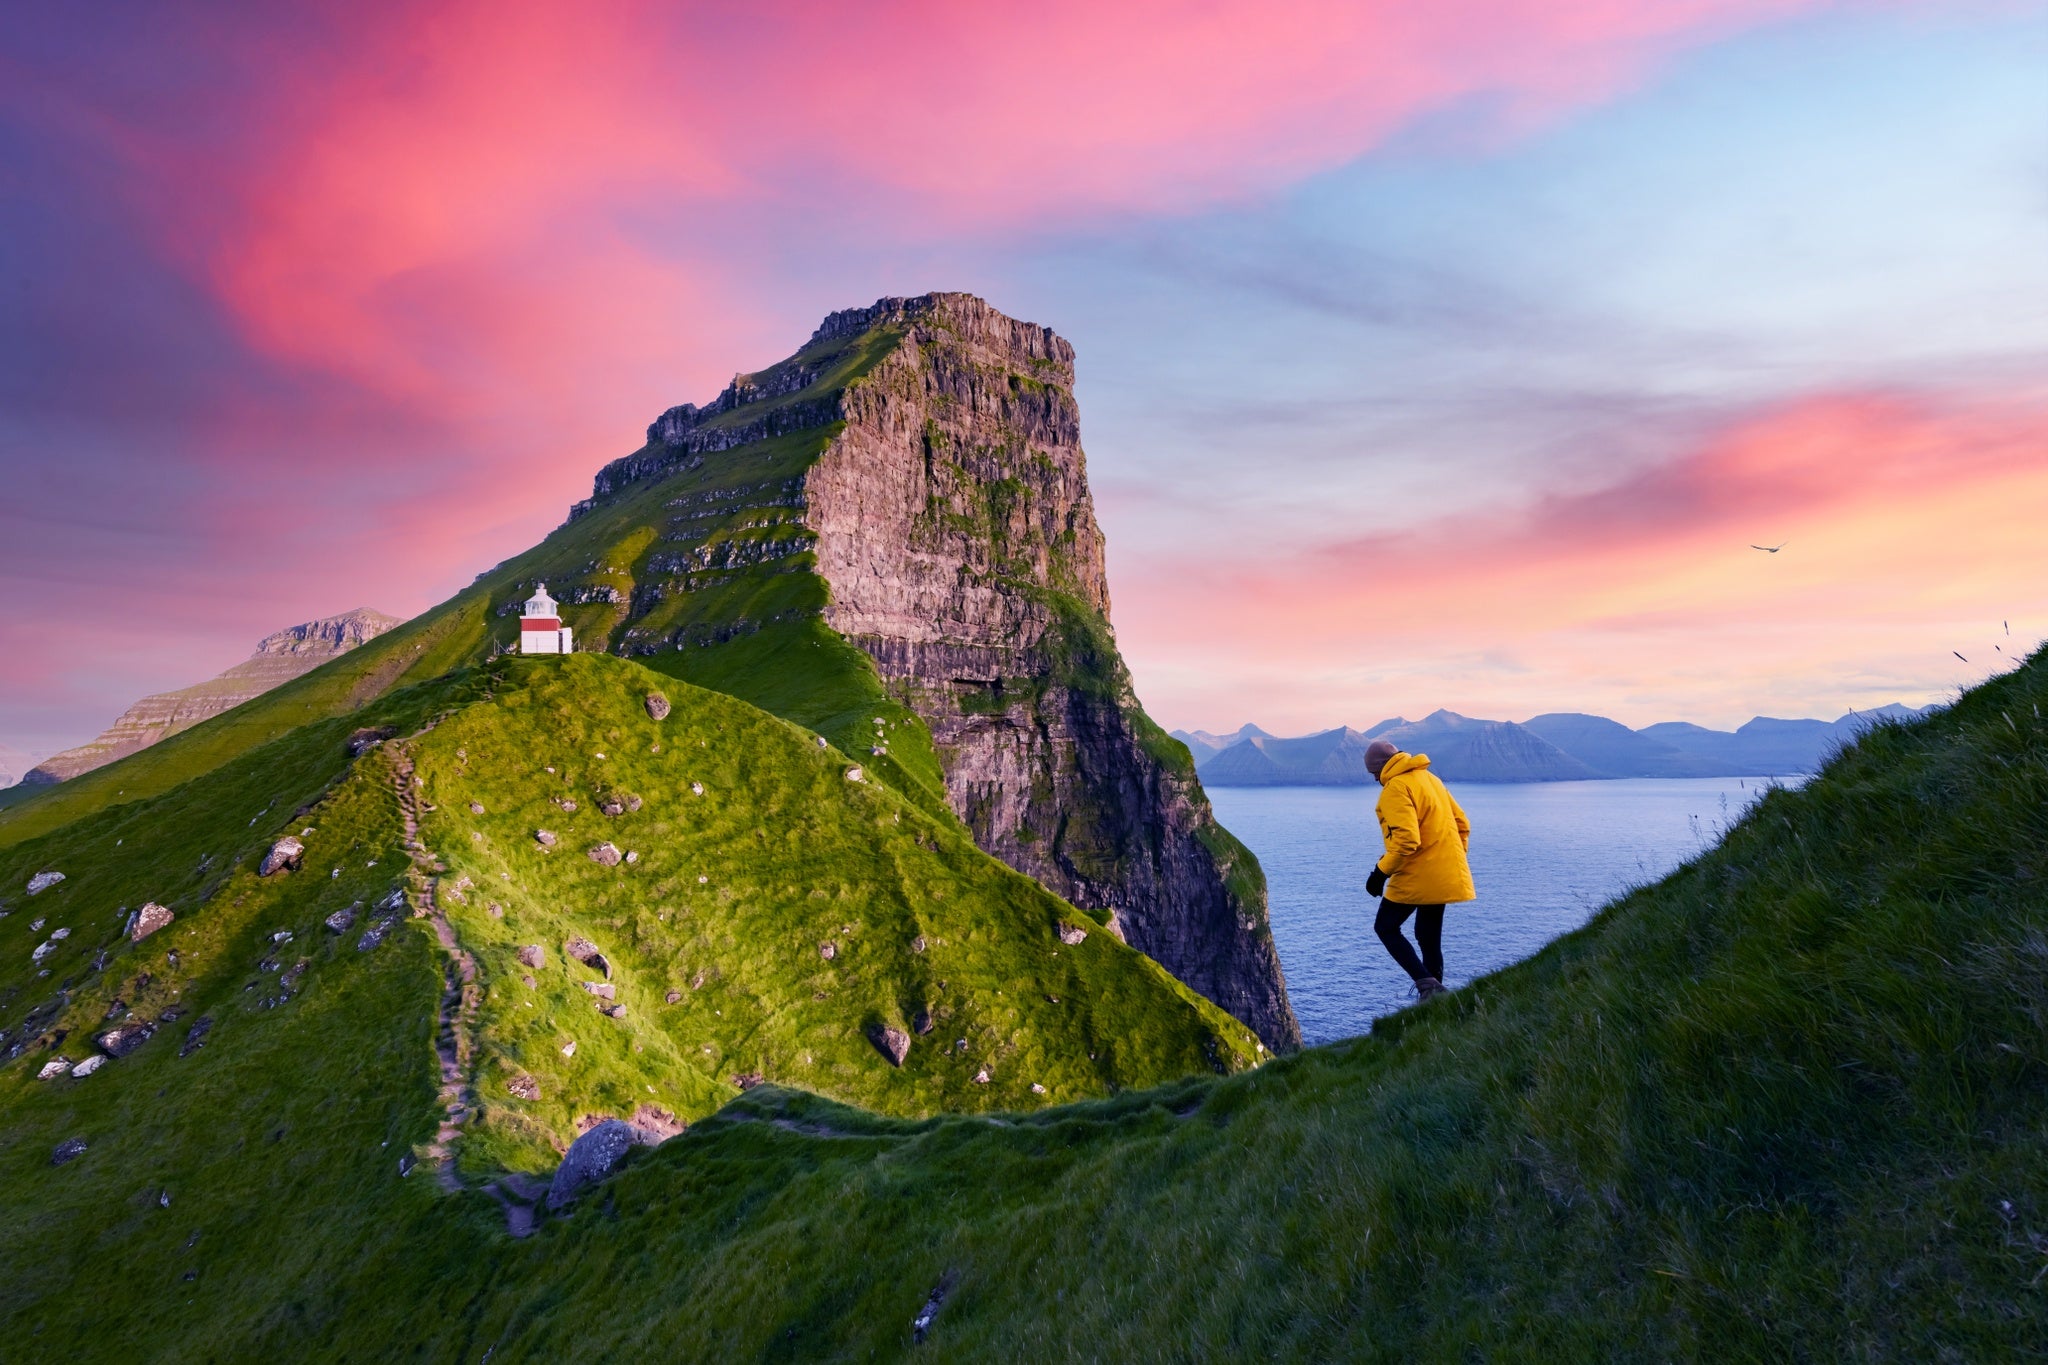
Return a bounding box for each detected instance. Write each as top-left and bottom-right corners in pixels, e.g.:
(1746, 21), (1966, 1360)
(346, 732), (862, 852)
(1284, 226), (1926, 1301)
(1374, 751), (1476, 905)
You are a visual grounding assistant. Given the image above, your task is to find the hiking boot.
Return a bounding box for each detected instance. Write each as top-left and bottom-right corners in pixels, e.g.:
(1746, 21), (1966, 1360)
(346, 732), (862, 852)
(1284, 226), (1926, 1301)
(1415, 976), (1448, 1001)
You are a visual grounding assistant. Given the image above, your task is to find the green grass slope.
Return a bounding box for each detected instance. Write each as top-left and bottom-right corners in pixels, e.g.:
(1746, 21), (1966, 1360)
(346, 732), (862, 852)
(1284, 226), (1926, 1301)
(10, 649), (2045, 1359)
(414, 655), (1259, 1174)
(0, 650), (1259, 1346)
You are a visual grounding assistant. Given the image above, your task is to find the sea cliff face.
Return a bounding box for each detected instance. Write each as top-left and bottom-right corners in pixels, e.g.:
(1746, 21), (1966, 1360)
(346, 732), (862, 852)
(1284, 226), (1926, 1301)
(593, 293), (1300, 1049)
(802, 296), (1298, 1049)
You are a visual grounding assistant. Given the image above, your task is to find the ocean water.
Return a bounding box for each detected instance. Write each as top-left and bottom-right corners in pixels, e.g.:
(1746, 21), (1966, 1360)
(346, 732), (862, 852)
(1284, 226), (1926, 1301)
(1206, 778), (1783, 1044)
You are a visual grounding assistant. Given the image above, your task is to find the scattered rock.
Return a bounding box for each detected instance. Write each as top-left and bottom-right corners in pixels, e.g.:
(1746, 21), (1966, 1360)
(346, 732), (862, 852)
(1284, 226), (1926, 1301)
(913, 1008), (934, 1035)
(51, 1137), (88, 1166)
(534, 829), (557, 849)
(844, 766), (864, 783)
(469, 801), (485, 815)
(36, 1057), (71, 1080)
(600, 1003), (627, 1019)
(664, 989), (682, 1004)
(871, 746), (887, 757)
(581, 981), (616, 1001)
(869, 1024), (911, 1067)
(271, 929), (294, 944)
(588, 842), (623, 867)
(627, 795), (642, 812)
(555, 797), (578, 812)
(645, 692), (671, 720)
(912, 1275), (953, 1343)
(972, 1067), (991, 1084)
(71, 1055), (106, 1078)
(323, 905), (358, 934)
(179, 1017), (213, 1057)
(131, 903), (175, 941)
(815, 735), (828, 748)
(32, 939), (60, 964)
(546, 1118), (635, 1210)
(629, 1104), (685, 1144)
(522, 975), (537, 989)
(911, 935), (927, 954)
(516, 944), (546, 969)
(506, 1073), (540, 1101)
(599, 795), (626, 817)
(399, 1153), (416, 1178)
(819, 941), (837, 961)
(280, 959), (309, 993)
(731, 1071), (765, 1090)
(346, 727), (393, 756)
(26, 871), (65, 896)
(259, 837), (305, 877)
(690, 782), (705, 796)
(561, 1041), (576, 1057)
(356, 916), (398, 951)
(564, 938), (611, 977)
(488, 901), (504, 918)
(97, 1021), (156, 1058)
(1057, 923), (1088, 946)
(624, 851), (639, 865)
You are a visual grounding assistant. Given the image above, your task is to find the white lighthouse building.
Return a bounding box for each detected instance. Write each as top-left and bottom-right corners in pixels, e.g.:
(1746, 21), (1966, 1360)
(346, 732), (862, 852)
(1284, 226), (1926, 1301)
(518, 584), (573, 655)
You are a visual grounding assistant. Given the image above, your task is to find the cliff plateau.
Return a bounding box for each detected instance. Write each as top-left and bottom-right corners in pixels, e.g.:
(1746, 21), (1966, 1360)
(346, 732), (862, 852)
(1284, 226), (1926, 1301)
(596, 295), (1298, 1048)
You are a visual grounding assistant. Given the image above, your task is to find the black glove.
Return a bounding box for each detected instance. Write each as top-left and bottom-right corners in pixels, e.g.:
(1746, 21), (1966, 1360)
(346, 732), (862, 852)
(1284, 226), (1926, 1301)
(1366, 865), (1387, 898)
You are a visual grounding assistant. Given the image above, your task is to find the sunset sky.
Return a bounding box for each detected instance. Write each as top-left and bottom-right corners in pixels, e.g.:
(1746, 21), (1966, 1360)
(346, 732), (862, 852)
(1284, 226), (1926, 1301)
(4, 0), (2046, 759)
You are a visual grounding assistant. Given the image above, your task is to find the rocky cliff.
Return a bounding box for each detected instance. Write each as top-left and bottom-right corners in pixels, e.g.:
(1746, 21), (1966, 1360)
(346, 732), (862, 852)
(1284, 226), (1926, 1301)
(589, 293), (1299, 1049)
(25, 608), (401, 785)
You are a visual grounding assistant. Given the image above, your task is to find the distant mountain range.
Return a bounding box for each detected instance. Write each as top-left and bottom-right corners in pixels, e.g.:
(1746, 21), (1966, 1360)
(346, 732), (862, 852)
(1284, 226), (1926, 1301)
(19, 608), (400, 786)
(1173, 703), (1935, 785)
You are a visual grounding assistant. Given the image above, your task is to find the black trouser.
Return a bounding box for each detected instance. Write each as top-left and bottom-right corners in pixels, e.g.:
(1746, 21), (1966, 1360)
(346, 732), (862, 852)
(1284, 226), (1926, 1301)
(1374, 899), (1445, 983)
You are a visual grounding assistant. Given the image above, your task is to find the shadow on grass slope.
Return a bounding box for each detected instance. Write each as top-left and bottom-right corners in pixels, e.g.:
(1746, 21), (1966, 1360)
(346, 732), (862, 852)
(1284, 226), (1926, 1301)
(6, 648), (2048, 1360)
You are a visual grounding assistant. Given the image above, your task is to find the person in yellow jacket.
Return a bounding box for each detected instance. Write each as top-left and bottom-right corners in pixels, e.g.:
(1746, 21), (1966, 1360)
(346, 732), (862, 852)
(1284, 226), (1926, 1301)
(1363, 738), (1475, 1001)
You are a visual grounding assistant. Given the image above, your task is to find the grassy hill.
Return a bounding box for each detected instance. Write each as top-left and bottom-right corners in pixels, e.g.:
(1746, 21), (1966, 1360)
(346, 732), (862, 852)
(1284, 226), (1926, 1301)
(5, 632), (2044, 1356)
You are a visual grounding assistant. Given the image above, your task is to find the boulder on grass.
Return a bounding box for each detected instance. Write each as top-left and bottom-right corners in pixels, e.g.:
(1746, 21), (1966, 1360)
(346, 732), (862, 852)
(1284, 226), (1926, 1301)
(259, 837), (305, 877)
(546, 1118), (635, 1211)
(97, 1021), (156, 1058)
(131, 903), (175, 942)
(645, 692), (670, 721)
(26, 871), (64, 896)
(869, 1024), (911, 1067)
(564, 937), (611, 978)
(516, 944), (546, 969)
(587, 842), (622, 867)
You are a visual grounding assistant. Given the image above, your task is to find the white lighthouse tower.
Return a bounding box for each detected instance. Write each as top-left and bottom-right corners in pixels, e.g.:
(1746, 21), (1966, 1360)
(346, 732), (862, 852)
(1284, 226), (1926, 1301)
(518, 584), (573, 655)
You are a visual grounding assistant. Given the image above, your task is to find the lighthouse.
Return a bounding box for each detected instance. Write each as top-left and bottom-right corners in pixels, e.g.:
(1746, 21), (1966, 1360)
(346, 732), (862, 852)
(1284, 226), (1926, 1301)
(518, 584), (574, 655)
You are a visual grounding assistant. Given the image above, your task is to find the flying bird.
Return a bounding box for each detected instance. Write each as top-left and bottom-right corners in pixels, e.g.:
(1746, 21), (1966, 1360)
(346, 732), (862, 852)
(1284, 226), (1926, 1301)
(1751, 541), (1788, 553)
(1955, 651), (1969, 662)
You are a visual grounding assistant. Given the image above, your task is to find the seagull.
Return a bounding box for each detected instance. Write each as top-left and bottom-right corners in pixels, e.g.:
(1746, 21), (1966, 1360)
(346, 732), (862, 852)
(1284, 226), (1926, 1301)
(1954, 651), (1968, 662)
(1751, 541), (1788, 553)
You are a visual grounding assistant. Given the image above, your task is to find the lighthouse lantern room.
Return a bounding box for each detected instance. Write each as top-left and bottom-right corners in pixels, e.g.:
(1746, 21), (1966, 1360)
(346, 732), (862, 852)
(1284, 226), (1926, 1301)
(518, 584), (574, 655)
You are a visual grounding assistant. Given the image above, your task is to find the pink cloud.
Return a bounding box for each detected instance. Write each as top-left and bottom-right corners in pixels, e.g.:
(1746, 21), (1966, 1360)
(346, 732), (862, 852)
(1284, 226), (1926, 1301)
(1121, 389), (2048, 730)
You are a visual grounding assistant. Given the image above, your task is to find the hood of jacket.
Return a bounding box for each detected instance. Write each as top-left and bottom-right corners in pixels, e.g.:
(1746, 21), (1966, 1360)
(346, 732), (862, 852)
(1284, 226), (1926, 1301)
(1377, 751), (1430, 784)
